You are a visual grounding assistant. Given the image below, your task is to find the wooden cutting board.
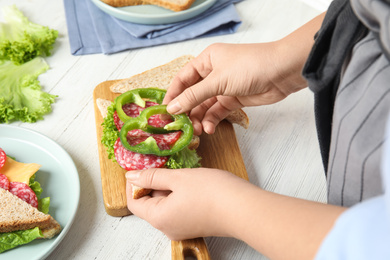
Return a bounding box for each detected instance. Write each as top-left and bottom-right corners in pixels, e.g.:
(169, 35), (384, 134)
(93, 80), (249, 258)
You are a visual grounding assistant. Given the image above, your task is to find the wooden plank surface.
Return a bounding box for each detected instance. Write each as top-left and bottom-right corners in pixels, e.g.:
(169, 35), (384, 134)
(93, 80), (249, 217)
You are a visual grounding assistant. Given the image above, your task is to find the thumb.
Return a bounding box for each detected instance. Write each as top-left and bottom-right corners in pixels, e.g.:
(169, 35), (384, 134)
(125, 168), (176, 191)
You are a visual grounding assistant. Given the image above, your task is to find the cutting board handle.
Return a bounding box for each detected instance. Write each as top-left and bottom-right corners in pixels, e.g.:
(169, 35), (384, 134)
(171, 238), (211, 260)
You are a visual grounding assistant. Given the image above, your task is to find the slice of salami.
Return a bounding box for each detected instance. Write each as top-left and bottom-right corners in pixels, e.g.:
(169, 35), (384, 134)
(113, 110), (124, 131)
(0, 148), (6, 170)
(9, 182), (38, 208)
(145, 101), (174, 127)
(114, 101), (173, 131)
(0, 174), (10, 190)
(151, 132), (182, 150)
(126, 131), (181, 151)
(114, 138), (169, 170)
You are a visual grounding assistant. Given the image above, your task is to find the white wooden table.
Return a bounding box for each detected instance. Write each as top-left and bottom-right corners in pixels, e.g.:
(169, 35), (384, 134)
(0, 0), (326, 259)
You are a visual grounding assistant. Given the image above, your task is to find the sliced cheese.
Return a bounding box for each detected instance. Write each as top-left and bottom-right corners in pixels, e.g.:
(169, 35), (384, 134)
(0, 156), (41, 184)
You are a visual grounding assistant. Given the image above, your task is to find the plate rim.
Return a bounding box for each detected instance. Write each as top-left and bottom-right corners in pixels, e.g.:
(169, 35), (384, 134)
(0, 125), (80, 259)
(90, 0), (217, 24)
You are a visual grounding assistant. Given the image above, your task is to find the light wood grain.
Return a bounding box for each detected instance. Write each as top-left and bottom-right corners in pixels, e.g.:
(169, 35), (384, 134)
(93, 80), (130, 217)
(171, 238), (211, 260)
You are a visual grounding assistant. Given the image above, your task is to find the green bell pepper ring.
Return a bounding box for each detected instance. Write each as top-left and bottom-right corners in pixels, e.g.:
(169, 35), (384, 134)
(115, 88), (167, 123)
(119, 105), (194, 156)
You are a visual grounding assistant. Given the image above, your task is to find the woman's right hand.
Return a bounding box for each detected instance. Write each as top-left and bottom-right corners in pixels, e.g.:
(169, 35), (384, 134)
(163, 42), (308, 135)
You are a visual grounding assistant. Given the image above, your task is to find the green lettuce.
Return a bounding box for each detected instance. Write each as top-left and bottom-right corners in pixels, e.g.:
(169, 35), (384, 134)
(165, 147), (201, 169)
(101, 102), (119, 161)
(29, 175), (51, 214)
(0, 57), (57, 123)
(0, 227), (43, 253)
(0, 5), (58, 65)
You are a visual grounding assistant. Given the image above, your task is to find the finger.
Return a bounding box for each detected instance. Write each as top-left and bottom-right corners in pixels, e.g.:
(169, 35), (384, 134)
(151, 190), (171, 197)
(202, 96), (243, 134)
(189, 115), (203, 136)
(163, 64), (202, 105)
(189, 97), (218, 134)
(167, 71), (224, 115)
(163, 52), (212, 105)
(125, 168), (178, 191)
(126, 183), (165, 220)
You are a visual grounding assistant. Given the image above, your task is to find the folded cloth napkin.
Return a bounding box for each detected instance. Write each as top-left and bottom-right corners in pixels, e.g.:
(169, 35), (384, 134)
(63, 0), (244, 55)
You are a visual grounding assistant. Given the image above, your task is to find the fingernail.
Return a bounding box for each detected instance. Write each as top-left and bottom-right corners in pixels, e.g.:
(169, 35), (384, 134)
(167, 100), (182, 114)
(126, 171), (140, 181)
(204, 124), (214, 135)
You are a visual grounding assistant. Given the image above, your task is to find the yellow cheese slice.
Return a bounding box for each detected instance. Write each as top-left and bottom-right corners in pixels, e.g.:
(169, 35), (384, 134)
(0, 156), (41, 184)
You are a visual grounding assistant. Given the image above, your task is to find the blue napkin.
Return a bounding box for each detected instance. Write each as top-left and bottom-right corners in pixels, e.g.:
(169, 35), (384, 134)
(63, 0), (243, 55)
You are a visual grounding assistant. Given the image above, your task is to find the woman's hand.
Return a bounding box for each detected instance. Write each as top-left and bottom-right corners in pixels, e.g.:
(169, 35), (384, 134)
(126, 167), (255, 241)
(163, 12), (326, 136)
(163, 42), (308, 135)
(126, 167), (345, 260)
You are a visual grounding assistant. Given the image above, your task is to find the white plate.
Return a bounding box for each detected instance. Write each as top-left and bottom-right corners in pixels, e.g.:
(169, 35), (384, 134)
(0, 125), (80, 260)
(90, 0), (217, 24)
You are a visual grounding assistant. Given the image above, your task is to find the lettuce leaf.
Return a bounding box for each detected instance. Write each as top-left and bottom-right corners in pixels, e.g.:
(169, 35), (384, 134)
(29, 175), (42, 198)
(165, 147), (201, 169)
(101, 102), (118, 161)
(38, 197), (50, 215)
(0, 227), (43, 253)
(0, 5), (58, 65)
(29, 175), (50, 214)
(0, 57), (57, 123)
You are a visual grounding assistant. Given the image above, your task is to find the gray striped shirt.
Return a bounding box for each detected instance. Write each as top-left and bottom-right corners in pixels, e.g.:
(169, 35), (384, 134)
(327, 0), (390, 206)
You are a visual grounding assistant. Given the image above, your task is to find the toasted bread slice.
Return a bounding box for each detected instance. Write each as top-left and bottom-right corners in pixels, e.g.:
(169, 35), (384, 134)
(109, 55), (250, 129)
(0, 188), (61, 238)
(100, 0), (196, 11)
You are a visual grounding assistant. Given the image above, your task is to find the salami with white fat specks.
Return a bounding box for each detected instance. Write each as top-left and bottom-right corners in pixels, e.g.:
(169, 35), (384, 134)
(114, 101), (173, 131)
(114, 131), (181, 170)
(9, 182), (38, 208)
(114, 138), (169, 170)
(0, 148), (6, 170)
(0, 174), (10, 190)
(114, 101), (182, 170)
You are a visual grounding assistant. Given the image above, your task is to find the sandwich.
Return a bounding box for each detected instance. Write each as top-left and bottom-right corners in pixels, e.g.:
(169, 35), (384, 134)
(0, 149), (61, 253)
(100, 0), (197, 12)
(97, 55), (249, 199)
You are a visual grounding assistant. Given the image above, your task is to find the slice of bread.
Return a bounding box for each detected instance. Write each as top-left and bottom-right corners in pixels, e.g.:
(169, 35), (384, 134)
(110, 55), (194, 93)
(109, 55), (250, 129)
(100, 0), (196, 11)
(0, 188), (61, 238)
